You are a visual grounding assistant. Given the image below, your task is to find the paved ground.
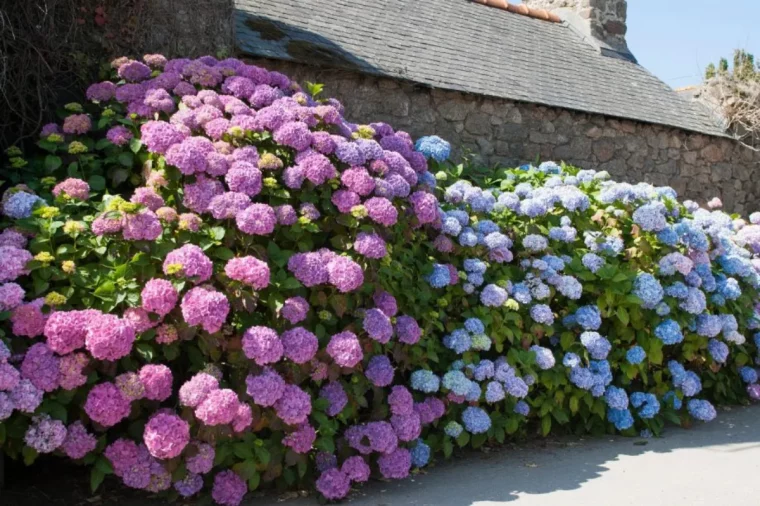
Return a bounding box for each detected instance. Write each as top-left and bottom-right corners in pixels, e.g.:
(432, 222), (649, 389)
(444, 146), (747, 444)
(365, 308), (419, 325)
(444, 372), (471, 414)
(3, 405), (759, 506)
(257, 404), (760, 506)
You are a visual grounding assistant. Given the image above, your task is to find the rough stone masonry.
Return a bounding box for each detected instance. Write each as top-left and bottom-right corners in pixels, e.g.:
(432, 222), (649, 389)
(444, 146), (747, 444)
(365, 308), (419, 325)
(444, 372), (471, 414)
(252, 59), (760, 214)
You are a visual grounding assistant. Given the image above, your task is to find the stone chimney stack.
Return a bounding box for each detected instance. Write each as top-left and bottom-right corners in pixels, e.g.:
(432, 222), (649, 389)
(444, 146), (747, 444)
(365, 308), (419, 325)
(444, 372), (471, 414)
(522, 0), (629, 54)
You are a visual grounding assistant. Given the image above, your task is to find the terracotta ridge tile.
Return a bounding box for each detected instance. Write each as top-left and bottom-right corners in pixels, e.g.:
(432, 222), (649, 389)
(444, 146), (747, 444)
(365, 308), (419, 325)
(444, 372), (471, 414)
(471, 0), (561, 23)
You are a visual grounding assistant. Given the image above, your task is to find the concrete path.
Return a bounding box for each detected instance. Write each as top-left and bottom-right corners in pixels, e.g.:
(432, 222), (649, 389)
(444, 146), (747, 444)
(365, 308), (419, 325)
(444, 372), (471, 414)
(257, 405), (760, 506)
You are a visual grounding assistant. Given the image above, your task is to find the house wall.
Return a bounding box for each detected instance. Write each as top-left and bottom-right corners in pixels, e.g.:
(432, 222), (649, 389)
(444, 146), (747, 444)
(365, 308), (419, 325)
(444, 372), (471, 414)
(250, 59), (760, 214)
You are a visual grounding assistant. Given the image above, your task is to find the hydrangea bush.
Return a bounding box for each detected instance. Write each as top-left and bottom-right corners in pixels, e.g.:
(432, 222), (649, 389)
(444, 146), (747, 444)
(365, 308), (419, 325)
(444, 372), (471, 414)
(1, 54), (760, 504)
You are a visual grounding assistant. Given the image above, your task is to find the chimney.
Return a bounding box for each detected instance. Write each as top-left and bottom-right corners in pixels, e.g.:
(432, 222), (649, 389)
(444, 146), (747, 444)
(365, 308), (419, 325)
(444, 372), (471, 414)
(522, 0), (630, 56)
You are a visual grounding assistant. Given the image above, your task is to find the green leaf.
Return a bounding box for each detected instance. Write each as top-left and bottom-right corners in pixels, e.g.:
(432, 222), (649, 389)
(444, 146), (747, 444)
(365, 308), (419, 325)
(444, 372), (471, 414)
(281, 277), (302, 290)
(248, 471), (261, 491)
(233, 443), (254, 460)
(135, 342), (155, 361)
(214, 247), (235, 261)
(118, 152), (134, 167)
(617, 307), (630, 326)
(90, 467), (106, 493)
(541, 415), (552, 436)
(129, 138), (143, 153)
(88, 175), (107, 192)
(209, 226), (226, 241)
(67, 162), (80, 177)
(93, 280), (116, 297)
(23, 446), (38, 466)
(95, 138), (113, 150)
(254, 445), (271, 466)
(95, 457), (113, 475)
(44, 155), (62, 172)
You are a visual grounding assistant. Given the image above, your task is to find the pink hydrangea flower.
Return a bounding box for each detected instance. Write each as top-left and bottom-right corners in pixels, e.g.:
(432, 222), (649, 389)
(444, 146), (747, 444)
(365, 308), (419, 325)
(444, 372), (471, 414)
(326, 256), (364, 292)
(326, 331), (363, 368)
(52, 178), (89, 200)
(316, 468), (350, 500)
(236, 203), (276, 235)
(274, 384), (312, 425)
(116, 372), (146, 401)
(11, 298), (46, 337)
(281, 296), (309, 324)
(85, 313), (136, 361)
(354, 232), (387, 259)
(144, 412), (190, 459)
(186, 442), (215, 474)
(130, 187), (165, 211)
(62, 114), (91, 135)
(62, 421), (97, 459)
(139, 364), (173, 401)
(122, 210), (163, 241)
(179, 372), (219, 408)
(231, 402), (253, 432)
(0, 282), (24, 312)
(58, 353), (89, 390)
(163, 244), (213, 283)
(225, 161), (262, 196)
(283, 423), (316, 453)
(84, 382), (131, 427)
(25, 414), (67, 453)
(20, 342), (59, 392)
(0, 246), (33, 283)
(341, 167), (375, 196)
(212, 470), (247, 506)
(225, 256), (270, 290)
(365, 197), (398, 226)
(245, 368), (285, 407)
(45, 309), (99, 355)
(195, 388), (239, 426)
(242, 326), (283, 365)
(181, 286), (230, 333)
(281, 327), (318, 364)
(123, 307), (156, 334)
(141, 278), (178, 316)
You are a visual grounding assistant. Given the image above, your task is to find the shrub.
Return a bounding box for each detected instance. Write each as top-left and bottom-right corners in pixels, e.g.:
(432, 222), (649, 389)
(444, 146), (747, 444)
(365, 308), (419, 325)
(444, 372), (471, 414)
(2, 54), (760, 504)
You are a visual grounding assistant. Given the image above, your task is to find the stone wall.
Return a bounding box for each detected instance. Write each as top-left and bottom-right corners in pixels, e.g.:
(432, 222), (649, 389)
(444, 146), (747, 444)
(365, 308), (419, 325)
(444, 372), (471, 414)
(250, 59), (760, 214)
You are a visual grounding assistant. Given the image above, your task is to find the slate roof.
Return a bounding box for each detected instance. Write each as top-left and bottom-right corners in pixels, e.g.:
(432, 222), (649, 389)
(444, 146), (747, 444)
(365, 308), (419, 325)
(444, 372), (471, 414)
(234, 0), (727, 137)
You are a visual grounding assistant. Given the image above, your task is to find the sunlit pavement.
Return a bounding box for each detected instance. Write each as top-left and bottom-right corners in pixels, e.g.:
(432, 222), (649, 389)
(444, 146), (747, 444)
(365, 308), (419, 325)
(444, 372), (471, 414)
(255, 404), (760, 506)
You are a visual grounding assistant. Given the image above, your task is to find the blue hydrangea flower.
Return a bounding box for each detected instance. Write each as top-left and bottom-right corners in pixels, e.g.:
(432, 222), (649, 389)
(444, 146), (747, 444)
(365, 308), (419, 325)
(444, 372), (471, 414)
(514, 400), (530, 416)
(442, 370), (472, 396)
(464, 317), (485, 334)
(662, 391), (682, 410)
(467, 272), (484, 286)
(512, 283), (532, 304)
(632, 273), (664, 309)
(465, 381), (482, 402)
(462, 406), (491, 434)
(680, 371), (702, 397)
(582, 253), (604, 273)
(3, 191), (44, 219)
(563, 352), (581, 368)
(655, 302), (671, 316)
(607, 408), (634, 431)
(740, 366), (758, 384)
(494, 192), (520, 212)
(530, 304), (554, 325)
(504, 375), (529, 398)
(665, 282), (689, 299)
(410, 370), (440, 393)
(480, 284), (508, 307)
(471, 333), (492, 351)
(414, 135), (451, 162)
(696, 314), (722, 337)
(679, 287), (707, 315)
(530, 345), (555, 370)
(657, 227), (679, 246)
(473, 360), (495, 381)
(626, 346), (646, 365)
(554, 275), (582, 299)
(459, 228), (478, 247)
(708, 339), (729, 363)
(630, 392), (660, 419)
(575, 305), (602, 330)
(523, 234), (549, 252)
(687, 399), (716, 422)
(442, 217), (463, 236)
(463, 259), (487, 274)
(605, 386), (629, 410)
(443, 329), (472, 354)
(485, 381), (506, 403)
(632, 202), (668, 232)
(444, 421), (463, 438)
(570, 367), (595, 390)
(581, 331), (612, 359)
(410, 439), (431, 468)
(654, 319), (683, 345)
(427, 264), (451, 288)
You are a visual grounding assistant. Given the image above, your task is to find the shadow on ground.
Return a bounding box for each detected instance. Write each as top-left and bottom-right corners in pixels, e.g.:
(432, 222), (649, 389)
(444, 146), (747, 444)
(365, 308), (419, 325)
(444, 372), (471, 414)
(2, 404), (759, 506)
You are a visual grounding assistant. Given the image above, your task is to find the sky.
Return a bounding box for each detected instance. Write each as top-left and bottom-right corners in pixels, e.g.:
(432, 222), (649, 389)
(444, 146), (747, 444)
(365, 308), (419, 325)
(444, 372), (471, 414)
(627, 0), (759, 89)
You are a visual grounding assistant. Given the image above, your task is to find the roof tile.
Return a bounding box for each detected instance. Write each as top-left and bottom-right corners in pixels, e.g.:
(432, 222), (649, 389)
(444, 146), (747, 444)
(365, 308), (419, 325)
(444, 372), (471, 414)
(234, 0), (726, 137)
